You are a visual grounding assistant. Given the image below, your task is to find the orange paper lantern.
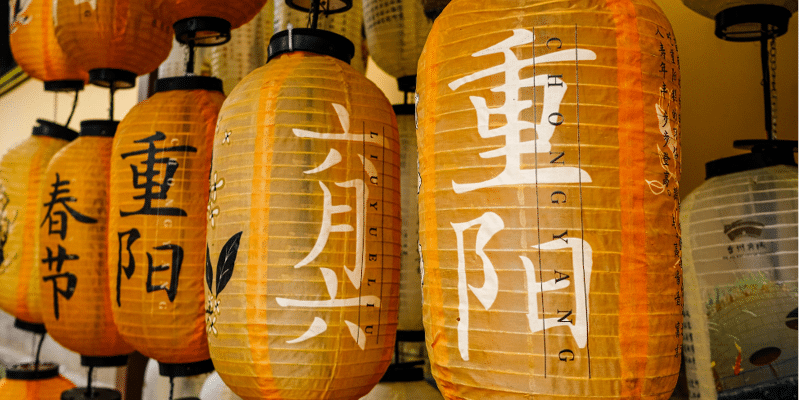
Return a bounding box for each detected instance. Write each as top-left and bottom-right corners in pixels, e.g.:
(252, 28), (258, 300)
(416, 0), (683, 398)
(108, 76), (224, 375)
(0, 363), (75, 400)
(206, 29), (400, 399)
(39, 120), (134, 366)
(53, 0), (173, 88)
(8, 0), (88, 91)
(0, 120), (77, 330)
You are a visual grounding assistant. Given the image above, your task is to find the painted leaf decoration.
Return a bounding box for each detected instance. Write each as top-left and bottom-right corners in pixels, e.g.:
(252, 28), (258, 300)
(205, 245), (213, 295)
(216, 231), (243, 295)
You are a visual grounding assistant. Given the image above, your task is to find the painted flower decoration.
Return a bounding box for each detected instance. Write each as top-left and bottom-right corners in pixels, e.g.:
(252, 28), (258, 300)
(205, 231), (243, 337)
(207, 204), (220, 227)
(210, 172), (225, 203)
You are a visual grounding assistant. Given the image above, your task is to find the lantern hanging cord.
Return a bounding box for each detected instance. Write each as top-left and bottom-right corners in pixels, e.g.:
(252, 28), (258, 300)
(86, 365), (95, 398)
(169, 375), (174, 400)
(109, 83), (117, 121)
(33, 332), (45, 371)
(186, 42), (196, 75)
(759, 24), (778, 141)
(65, 89), (79, 127)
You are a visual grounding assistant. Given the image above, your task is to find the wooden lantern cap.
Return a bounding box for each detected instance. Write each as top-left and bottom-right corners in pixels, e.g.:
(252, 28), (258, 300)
(44, 80), (85, 93)
(61, 388), (121, 400)
(13, 318), (48, 334)
(173, 17), (232, 47)
(5, 363), (59, 380)
(155, 76), (223, 93)
(715, 4), (792, 41)
(31, 120), (78, 142)
(79, 120), (119, 138)
(80, 355), (129, 368)
(157, 359), (214, 377)
(267, 28), (354, 64)
(88, 69), (137, 89)
(705, 139), (797, 179)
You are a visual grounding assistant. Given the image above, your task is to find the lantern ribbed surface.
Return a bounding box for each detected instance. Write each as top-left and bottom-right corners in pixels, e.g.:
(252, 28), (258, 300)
(207, 50), (400, 400)
(363, 0), (432, 81)
(681, 163), (798, 399)
(0, 364), (75, 400)
(396, 110), (422, 332)
(0, 130), (75, 325)
(210, 2), (273, 95)
(416, 0), (683, 398)
(273, 0), (367, 74)
(9, 0), (88, 86)
(40, 126), (135, 359)
(158, 39), (189, 79)
(109, 80), (224, 365)
(53, 0), (173, 79)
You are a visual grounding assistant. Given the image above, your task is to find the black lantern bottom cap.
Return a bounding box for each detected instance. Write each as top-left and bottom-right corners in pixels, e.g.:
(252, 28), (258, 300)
(88, 69), (136, 89)
(380, 363), (425, 383)
(5, 363), (59, 380)
(158, 359), (214, 377)
(44, 80), (85, 92)
(80, 355), (129, 367)
(61, 388), (121, 400)
(715, 4), (792, 41)
(14, 318), (47, 334)
(174, 17), (231, 47)
(397, 75), (416, 94)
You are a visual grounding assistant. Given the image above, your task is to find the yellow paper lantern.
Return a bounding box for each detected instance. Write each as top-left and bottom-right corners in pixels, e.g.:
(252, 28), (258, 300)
(39, 120), (134, 368)
(108, 76), (224, 376)
(53, 0), (173, 88)
(363, 0), (432, 92)
(8, 0), (88, 91)
(0, 363), (75, 400)
(0, 120), (77, 330)
(417, 0), (683, 398)
(207, 28), (400, 399)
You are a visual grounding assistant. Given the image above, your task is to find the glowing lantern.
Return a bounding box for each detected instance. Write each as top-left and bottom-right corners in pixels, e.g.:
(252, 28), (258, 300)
(416, 0), (683, 398)
(681, 141), (797, 399)
(52, 0), (173, 88)
(362, 0), (432, 92)
(8, 0), (87, 91)
(0, 120), (77, 330)
(207, 26), (400, 399)
(39, 120), (134, 372)
(108, 76), (224, 377)
(210, 3), (274, 94)
(0, 363), (75, 399)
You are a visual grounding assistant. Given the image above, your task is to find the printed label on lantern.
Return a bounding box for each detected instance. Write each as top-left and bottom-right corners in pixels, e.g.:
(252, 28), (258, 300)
(40, 173), (98, 320)
(446, 28), (596, 375)
(276, 103), (389, 350)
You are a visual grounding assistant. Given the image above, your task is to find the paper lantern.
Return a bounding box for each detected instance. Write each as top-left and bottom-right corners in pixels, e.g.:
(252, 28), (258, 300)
(416, 0), (683, 398)
(363, 0), (432, 92)
(108, 76), (224, 376)
(156, 0), (267, 46)
(8, 0), (87, 91)
(0, 120), (77, 330)
(274, 0), (368, 73)
(0, 363), (75, 400)
(53, 0), (173, 88)
(206, 28), (400, 399)
(681, 141), (797, 400)
(209, 3), (274, 94)
(39, 120), (134, 369)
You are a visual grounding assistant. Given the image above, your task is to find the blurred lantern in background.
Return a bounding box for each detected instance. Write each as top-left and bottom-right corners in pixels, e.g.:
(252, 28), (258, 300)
(156, 0), (268, 47)
(108, 76), (224, 395)
(417, 0), (683, 398)
(0, 363), (75, 400)
(8, 0), (87, 92)
(681, 141), (798, 400)
(206, 2), (401, 396)
(0, 120), (77, 332)
(362, 0), (432, 93)
(39, 120), (133, 400)
(274, 0), (368, 73)
(210, 3), (274, 94)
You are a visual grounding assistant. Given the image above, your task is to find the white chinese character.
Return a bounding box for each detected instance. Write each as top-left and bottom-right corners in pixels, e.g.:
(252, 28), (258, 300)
(448, 29), (596, 194)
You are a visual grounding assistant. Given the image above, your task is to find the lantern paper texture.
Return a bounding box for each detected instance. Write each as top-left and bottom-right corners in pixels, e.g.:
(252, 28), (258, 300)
(109, 82), (224, 364)
(273, 0), (368, 74)
(158, 39), (189, 79)
(39, 128), (135, 358)
(681, 164), (798, 399)
(0, 365), (75, 400)
(416, 0), (683, 398)
(363, 0), (432, 80)
(0, 131), (74, 324)
(53, 0), (173, 79)
(8, 0), (88, 85)
(210, 2), (274, 94)
(207, 50), (400, 400)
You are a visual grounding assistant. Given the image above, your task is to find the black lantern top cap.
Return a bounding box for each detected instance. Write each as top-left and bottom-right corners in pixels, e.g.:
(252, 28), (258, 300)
(5, 363), (60, 380)
(285, 0), (352, 15)
(705, 139), (797, 179)
(32, 119), (78, 142)
(79, 120), (119, 138)
(268, 28), (355, 63)
(715, 4), (793, 41)
(155, 76), (224, 93)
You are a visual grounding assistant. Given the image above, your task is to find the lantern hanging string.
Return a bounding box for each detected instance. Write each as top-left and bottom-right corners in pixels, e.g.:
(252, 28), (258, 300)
(759, 23), (777, 141)
(33, 332), (45, 371)
(86, 365), (95, 398)
(65, 89), (79, 127)
(168, 376), (174, 400)
(109, 82), (117, 121)
(186, 42), (196, 75)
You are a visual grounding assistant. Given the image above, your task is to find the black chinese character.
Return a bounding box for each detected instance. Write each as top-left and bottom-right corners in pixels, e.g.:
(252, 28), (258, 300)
(41, 173), (97, 239)
(116, 229), (140, 307)
(146, 243), (183, 302)
(41, 245), (78, 320)
(119, 132), (197, 217)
